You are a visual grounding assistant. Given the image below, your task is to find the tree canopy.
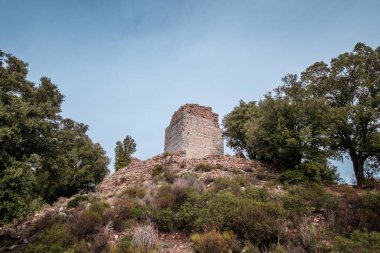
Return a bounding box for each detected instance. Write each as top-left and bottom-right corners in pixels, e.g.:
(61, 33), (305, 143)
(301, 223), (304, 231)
(223, 43), (380, 185)
(0, 50), (109, 224)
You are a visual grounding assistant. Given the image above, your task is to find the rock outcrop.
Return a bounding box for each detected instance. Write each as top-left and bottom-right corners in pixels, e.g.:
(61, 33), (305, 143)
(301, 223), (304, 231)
(97, 152), (270, 194)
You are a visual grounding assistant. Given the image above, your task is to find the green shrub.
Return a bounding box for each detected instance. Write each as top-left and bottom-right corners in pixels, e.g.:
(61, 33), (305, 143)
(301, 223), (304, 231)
(282, 192), (310, 216)
(177, 202), (201, 232)
(131, 207), (144, 220)
(111, 235), (135, 253)
(212, 177), (248, 195)
(28, 212), (67, 236)
(178, 190), (285, 248)
(155, 185), (175, 208)
(154, 208), (175, 232)
(25, 224), (72, 253)
(279, 170), (309, 185)
(280, 161), (339, 185)
(282, 185), (338, 216)
(332, 230), (380, 253)
(359, 193), (380, 231)
(69, 210), (102, 237)
(242, 186), (270, 201)
(70, 240), (90, 253)
(89, 200), (109, 216)
(67, 195), (89, 208)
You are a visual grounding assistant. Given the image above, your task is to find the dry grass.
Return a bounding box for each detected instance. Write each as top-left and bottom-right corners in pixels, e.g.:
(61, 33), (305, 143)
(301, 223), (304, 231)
(132, 224), (158, 252)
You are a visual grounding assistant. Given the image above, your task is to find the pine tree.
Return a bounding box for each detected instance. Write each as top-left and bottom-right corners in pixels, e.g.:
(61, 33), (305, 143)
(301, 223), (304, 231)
(114, 135), (136, 171)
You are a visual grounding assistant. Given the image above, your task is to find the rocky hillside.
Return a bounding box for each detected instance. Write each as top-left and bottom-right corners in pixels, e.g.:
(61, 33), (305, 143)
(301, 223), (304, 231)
(97, 152), (272, 194)
(1, 153), (379, 253)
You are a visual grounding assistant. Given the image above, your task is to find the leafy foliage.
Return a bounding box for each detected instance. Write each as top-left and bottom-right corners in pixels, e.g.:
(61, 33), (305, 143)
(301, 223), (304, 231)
(332, 230), (380, 253)
(25, 224), (72, 253)
(0, 164), (42, 225)
(114, 135), (136, 171)
(0, 50), (109, 224)
(223, 42), (380, 185)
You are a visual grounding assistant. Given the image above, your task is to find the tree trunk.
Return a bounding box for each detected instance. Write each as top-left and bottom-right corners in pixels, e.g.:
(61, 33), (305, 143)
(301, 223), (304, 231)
(351, 155), (365, 186)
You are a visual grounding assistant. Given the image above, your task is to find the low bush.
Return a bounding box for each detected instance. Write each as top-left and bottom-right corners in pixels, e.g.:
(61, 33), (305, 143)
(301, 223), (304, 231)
(280, 161), (339, 186)
(241, 186), (270, 201)
(332, 230), (380, 253)
(191, 230), (240, 253)
(28, 212), (67, 236)
(212, 177), (248, 195)
(25, 224), (72, 253)
(162, 170), (176, 183)
(104, 198), (135, 231)
(67, 195), (89, 208)
(109, 235), (135, 253)
(153, 208), (175, 232)
(69, 210), (102, 238)
(130, 207), (144, 220)
(177, 189), (285, 248)
(195, 163), (222, 172)
(123, 186), (146, 199)
(282, 185), (338, 217)
(90, 233), (110, 253)
(155, 185), (175, 208)
(336, 191), (380, 232)
(69, 240), (90, 253)
(151, 164), (176, 183)
(89, 200), (109, 216)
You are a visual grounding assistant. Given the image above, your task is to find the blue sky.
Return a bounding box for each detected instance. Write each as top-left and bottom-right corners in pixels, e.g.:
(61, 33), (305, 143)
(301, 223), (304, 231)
(1, 0), (379, 181)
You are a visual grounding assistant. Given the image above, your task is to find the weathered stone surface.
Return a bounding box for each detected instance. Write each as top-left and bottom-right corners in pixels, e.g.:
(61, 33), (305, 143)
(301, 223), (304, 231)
(164, 104), (223, 158)
(97, 152), (271, 194)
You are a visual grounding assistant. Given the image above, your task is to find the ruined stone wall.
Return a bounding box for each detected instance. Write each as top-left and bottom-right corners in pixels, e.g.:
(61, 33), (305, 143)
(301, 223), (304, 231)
(164, 104), (223, 158)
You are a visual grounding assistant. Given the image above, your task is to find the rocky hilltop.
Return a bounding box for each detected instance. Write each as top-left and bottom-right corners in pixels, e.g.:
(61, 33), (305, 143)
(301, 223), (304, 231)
(98, 152), (272, 194)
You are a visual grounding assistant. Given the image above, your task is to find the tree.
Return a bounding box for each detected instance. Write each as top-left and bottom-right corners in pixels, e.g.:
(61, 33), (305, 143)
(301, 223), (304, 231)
(36, 119), (109, 203)
(299, 43), (380, 185)
(114, 135), (136, 171)
(224, 43), (379, 185)
(0, 50), (110, 222)
(0, 162), (42, 226)
(224, 79), (331, 170)
(222, 100), (259, 159)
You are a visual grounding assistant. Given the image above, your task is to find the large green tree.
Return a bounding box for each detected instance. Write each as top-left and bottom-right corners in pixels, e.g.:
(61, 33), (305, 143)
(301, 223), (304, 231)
(223, 77), (330, 171)
(299, 43), (380, 185)
(0, 50), (109, 223)
(114, 135), (136, 171)
(223, 43), (380, 185)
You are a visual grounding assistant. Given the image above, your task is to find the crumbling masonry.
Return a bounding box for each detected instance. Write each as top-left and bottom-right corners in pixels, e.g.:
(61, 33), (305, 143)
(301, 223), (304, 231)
(164, 104), (224, 158)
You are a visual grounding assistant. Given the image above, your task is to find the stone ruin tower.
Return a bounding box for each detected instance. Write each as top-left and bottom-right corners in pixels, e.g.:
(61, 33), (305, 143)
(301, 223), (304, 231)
(164, 104), (224, 158)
